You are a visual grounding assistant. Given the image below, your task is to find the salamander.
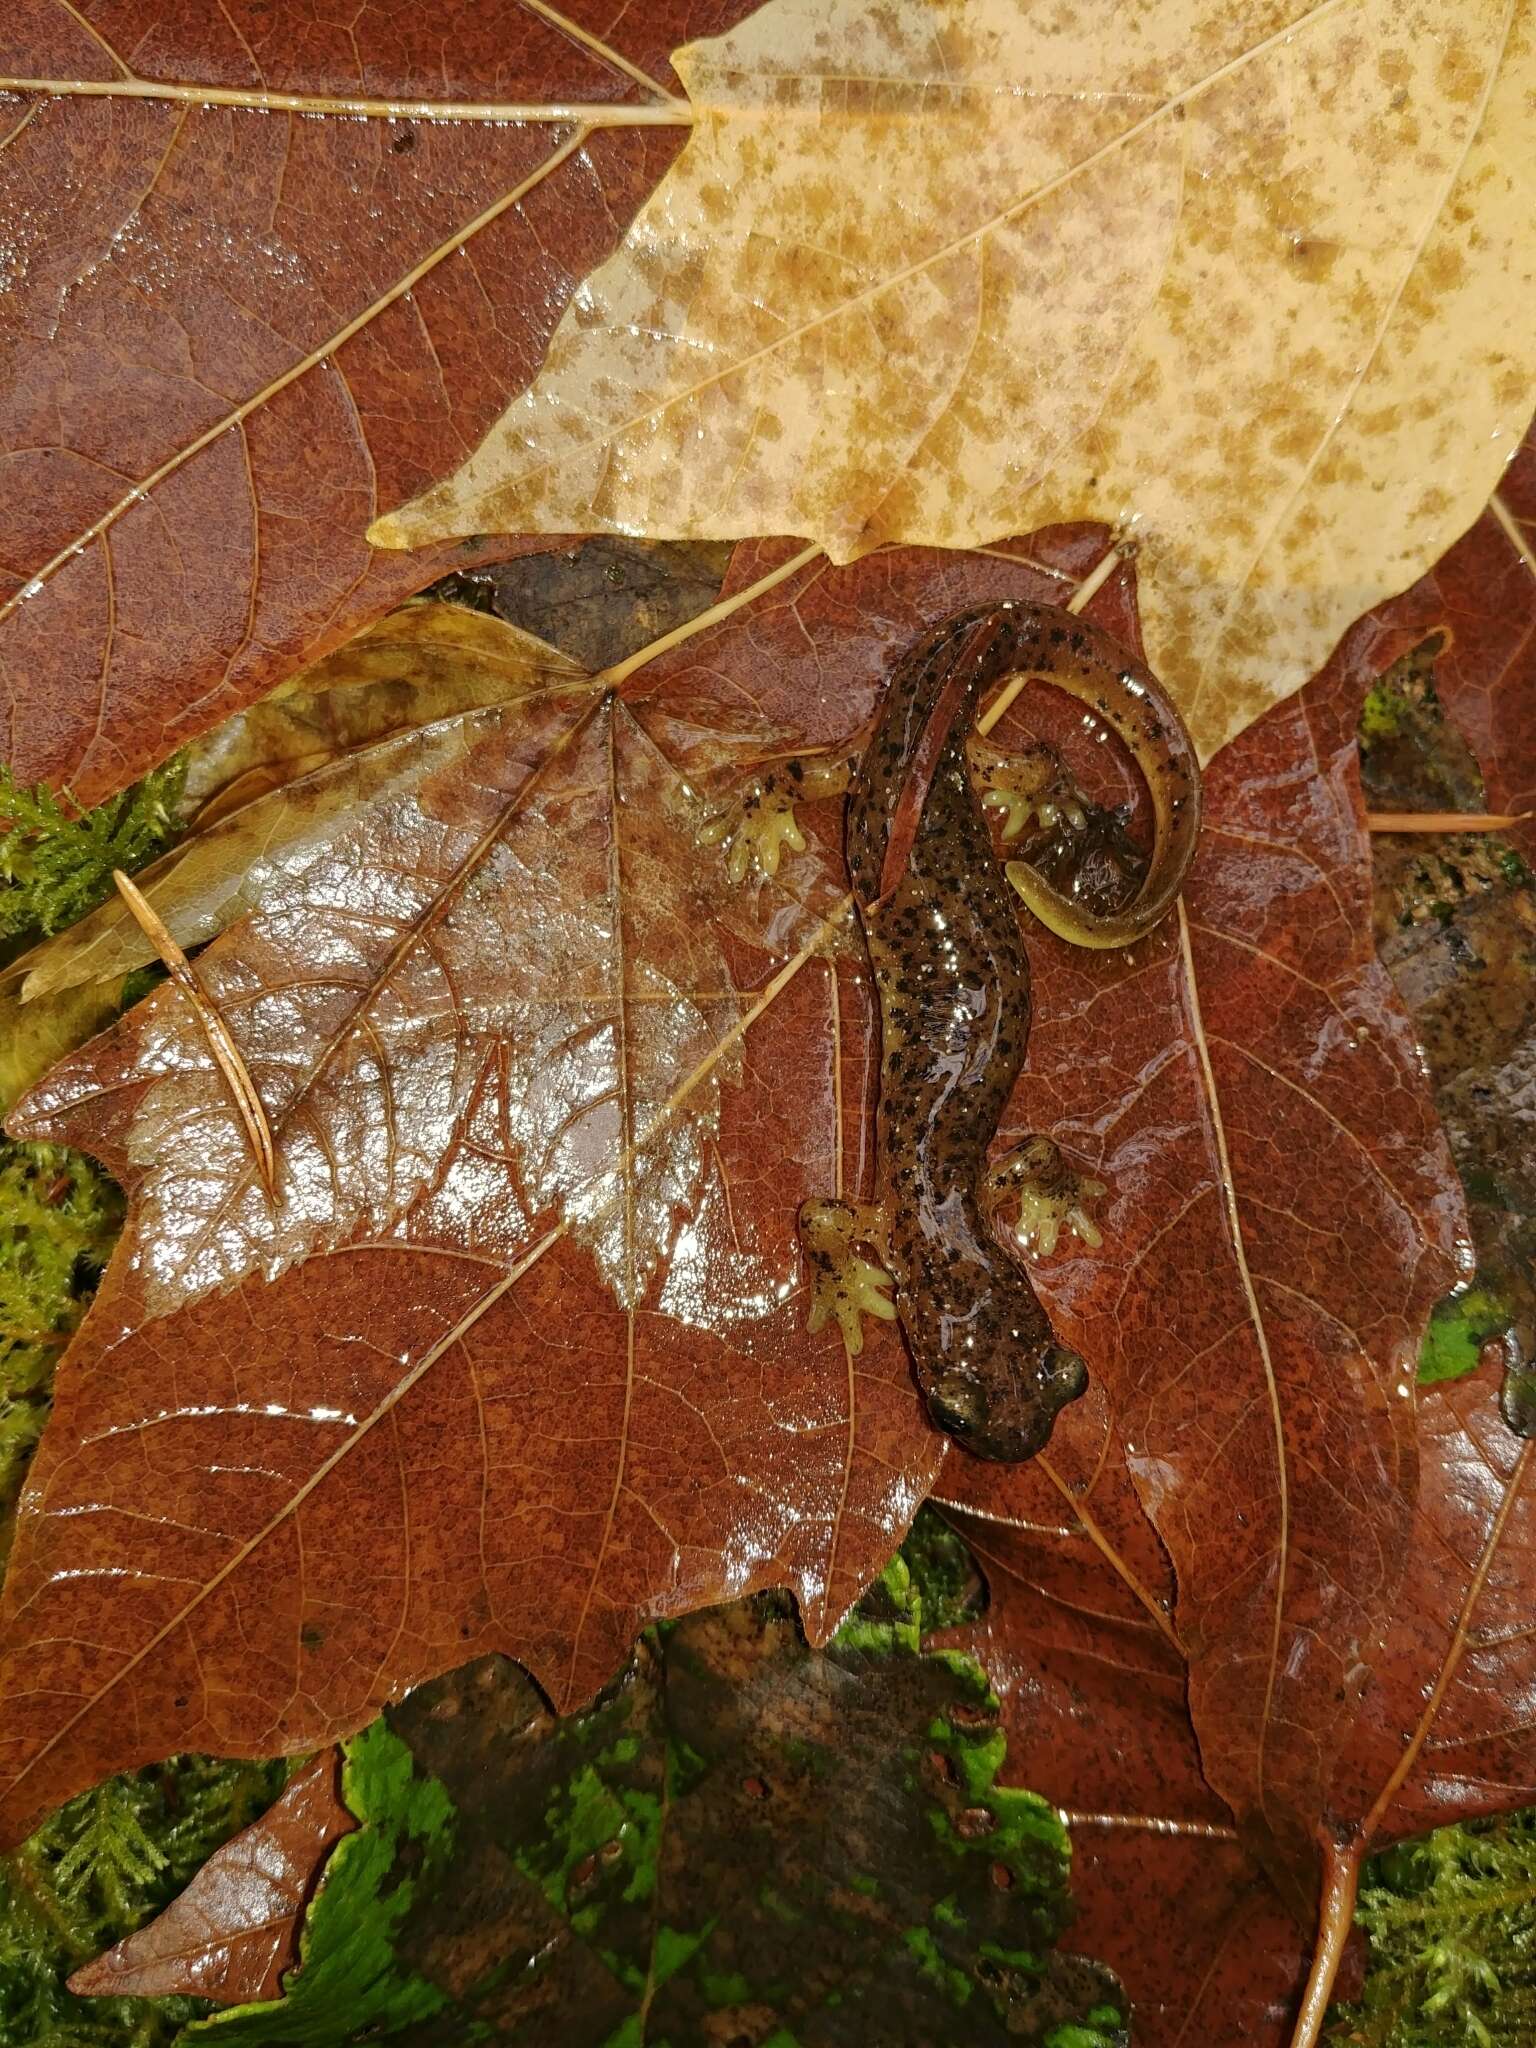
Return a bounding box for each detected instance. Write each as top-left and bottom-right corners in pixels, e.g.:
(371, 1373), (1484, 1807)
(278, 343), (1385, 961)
(700, 601), (1201, 1462)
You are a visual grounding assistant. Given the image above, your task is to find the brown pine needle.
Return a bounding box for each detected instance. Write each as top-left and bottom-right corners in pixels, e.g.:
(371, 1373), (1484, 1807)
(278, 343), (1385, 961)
(1365, 810), (1531, 833)
(112, 869), (277, 1198)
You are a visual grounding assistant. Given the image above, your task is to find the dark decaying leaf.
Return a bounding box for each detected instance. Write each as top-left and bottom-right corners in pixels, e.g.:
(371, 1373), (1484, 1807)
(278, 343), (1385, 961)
(433, 536), (737, 676)
(0, 0), (761, 804)
(181, 1563), (1126, 2046)
(0, 522), (1472, 1890)
(67, 1748), (353, 2006)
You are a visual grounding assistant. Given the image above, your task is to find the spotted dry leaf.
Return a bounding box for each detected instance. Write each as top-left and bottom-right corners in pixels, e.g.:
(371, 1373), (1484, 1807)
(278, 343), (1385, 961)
(373, 0), (1536, 762)
(0, 0), (761, 805)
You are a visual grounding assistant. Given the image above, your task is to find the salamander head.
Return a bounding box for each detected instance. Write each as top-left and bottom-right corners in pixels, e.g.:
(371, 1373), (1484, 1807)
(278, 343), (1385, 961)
(927, 1343), (1088, 1462)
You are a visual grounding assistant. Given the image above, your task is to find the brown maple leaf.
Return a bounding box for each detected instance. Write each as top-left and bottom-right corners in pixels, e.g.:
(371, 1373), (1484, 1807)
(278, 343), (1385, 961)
(0, 0), (758, 804)
(0, 520), (1472, 1914)
(938, 475), (1536, 2041)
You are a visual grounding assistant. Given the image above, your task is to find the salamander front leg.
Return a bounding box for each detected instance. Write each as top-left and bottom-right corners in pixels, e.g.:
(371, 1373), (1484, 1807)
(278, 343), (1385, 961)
(697, 754), (855, 883)
(982, 1137), (1105, 1259)
(966, 737), (1087, 843)
(797, 1197), (896, 1358)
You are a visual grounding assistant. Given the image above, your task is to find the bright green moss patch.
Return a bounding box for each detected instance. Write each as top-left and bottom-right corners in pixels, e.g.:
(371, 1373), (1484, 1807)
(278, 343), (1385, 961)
(1328, 1809), (1536, 2045)
(0, 1755), (283, 2048)
(0, 1140), (125, 1564)
(0, 759), (183, 945)
(1419, 1284), (1514, 1387)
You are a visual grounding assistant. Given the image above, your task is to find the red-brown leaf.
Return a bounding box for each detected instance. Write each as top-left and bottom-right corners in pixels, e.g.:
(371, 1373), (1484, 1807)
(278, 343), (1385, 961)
(937, 472), (1536, 2033)
(67, 1748), (352, 2005)
(934, 1495), (1312, 2047)
(940, 579), (1467, 1896)
(0, 0), (759, 803)
(0, 524), (1471, 1880)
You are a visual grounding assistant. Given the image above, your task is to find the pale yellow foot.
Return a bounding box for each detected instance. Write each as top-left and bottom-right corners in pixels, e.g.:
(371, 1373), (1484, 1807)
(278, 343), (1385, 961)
(967, 737), (1088, 842)
(697, 754), (854, 884)
(983, 1136), (1105, 1259)
(797, 1196), (896, 1358)
(697, 773), (806, 883)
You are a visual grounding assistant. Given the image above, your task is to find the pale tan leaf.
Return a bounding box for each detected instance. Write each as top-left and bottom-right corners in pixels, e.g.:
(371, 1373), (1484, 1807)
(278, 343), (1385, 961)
(370, 0), (1536, 762)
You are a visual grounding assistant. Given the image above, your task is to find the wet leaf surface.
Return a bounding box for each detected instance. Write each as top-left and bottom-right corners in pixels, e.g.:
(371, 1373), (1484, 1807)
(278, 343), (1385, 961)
(68, 1749), (353, 2006)
(0, 0), (761, 804)
(7, 1), (1536, 807)
(937, 482), (1536, 2039)
(0, 522), (1474, 1886)
(187, 1567), (1126, 2045)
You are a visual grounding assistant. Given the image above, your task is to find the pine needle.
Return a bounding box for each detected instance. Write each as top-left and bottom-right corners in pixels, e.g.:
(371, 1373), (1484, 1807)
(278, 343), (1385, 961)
(1365, 811), (1531, 833)
(110, 872), (276, 1200)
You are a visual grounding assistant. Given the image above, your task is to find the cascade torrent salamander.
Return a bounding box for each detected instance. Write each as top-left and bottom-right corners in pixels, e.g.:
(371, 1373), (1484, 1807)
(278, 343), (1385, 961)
(701, 601), (1201, 1462)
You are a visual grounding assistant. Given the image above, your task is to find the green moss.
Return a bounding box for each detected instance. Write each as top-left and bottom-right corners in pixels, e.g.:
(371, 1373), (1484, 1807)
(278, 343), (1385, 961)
(0, 759), (183, 948)
(899, 1505), (984, 1629)
(0, 1141), (126, 1567)
(0, 1754), (283, 2048)
(1359, 678), (1410, 743)
(1044, 2023), (1126, 2048)
(1419, 1284), (1514, 1387)
(831, 1555), (922, 1653)
(903, 1925), (972, 2007)
(1329, 1809), (1536, 2045)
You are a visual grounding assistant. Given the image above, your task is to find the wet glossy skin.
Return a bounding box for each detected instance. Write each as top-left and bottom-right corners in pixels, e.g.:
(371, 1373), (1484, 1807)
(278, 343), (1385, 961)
(846, 603), (1200, 1460)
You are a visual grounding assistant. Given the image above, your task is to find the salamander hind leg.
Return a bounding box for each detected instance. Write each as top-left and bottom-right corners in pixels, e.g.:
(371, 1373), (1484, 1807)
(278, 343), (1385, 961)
(966, 736), (1087, 843)
(983, 1137), (1105, 1258)
(697, 754), (854, 883)
(797, 1198), (896, 1358)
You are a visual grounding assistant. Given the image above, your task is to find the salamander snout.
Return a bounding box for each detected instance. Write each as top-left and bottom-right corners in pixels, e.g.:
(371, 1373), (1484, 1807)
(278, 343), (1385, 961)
(927, 1343), (1088, 1463)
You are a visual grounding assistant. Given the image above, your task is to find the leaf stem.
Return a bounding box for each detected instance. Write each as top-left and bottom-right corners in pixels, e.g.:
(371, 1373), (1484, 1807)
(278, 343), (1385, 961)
(112, 869), (276, 1199)
(0, 76), (694, 125)
(1290, 1835), (1362, 2048)
(1365, 811), (1531, 833)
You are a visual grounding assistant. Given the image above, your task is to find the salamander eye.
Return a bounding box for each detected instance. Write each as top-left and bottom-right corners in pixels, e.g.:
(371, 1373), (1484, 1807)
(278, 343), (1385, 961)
(1043, 1346), (1089, 1406)
(929, 1373), (983, 1438)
